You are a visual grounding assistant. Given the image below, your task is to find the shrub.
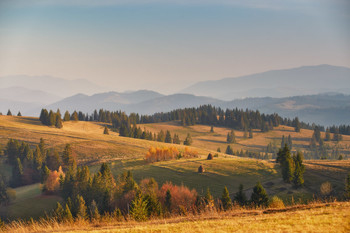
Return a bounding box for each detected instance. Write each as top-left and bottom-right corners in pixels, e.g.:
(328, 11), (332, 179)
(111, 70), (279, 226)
(44, 166), (65, 193)
(183, 147), (198, 158)
(158, 182), (197, 213)
(268, 196), (285, 209)
(320, 182), (332, 196)
(145, 146), (179, 163)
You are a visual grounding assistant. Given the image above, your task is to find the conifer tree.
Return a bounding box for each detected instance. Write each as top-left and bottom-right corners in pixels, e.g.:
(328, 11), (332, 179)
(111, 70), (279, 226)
(11, 158), (23, 187)
(103, 126), (109, 135)
(325, 128), (331, 141)
(157, 130), (165, 142)
(54, 202), (64, 221)
(41, 165), (50, 184)
(226, 130), (236, 143)
(249, 128), (253, 138)
(75, 195), (87, 220)
(183, 133), (192, 146)
(62, 144), (75, 169)
(221, 186), (232, 210)
(0, 175), (9, 205)
(292, 152), (305, 188)
(225, 145), (233, 155)
(89, 200), (100, 220)
(276, 144), (294, 183)
(17, 111), (22, 116)
(130, 193), (148, 221)
(234, 184), (247, 206)
(250, 182), (268, 207)
(71, 111), (79, 121)
(63, 111), (70, 121)
(165, 189), (172, 212)
(63, 204), (73, 222)
(49, 110), (56, 126)
(165, 130), (172, 143)
(55, 115), (63, 128)
(7, 109), (12, 116)
(210, 126), (214, 133)
(204, 187), (214, 208)
(173, 134), (181, 144)
(294, 117), (301, 132)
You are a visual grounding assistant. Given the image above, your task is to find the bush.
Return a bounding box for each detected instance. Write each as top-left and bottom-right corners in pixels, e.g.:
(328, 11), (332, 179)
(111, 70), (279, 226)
(268, 196), (285, 209)
(207, 153), (213, 160)
(320, 182), (332, 196)
(158, 182), (197, 213)
(145, 146), (179, 163)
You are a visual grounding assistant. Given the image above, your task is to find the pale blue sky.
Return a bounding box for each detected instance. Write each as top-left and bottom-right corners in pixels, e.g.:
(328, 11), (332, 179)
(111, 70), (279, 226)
(0, 0), (349, 93)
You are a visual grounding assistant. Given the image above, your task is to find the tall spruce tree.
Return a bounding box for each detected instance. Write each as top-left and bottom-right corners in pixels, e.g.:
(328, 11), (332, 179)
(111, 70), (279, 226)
(221, 186), (232, 210)
(63, 111), (70, 121)
(165, 189), (172, 212)
(183, 133), (192, 146)
(234, 184), (247, 206)
(292, 152), (305, 188)
(55, 115), (63, 128)
(165, 130), (172, 143)
(225, 145), (234, 155)
(276, 144), (294, 183)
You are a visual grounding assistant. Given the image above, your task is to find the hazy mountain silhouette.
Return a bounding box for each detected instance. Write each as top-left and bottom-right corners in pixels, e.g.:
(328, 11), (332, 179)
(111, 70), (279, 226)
(0, 75), (107, 97)
(181, 65), (350, 100)
(46, 90), (164, 113)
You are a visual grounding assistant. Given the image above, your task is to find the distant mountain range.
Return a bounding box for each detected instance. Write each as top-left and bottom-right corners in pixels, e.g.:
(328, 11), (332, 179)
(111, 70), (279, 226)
(181, 64), (350, 100)
(1, 65), (350, 126)
(0, 75), (108, 98)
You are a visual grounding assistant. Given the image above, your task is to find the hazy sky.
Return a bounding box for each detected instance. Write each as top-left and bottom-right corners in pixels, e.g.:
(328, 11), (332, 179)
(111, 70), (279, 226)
(0, 0), (349, 93)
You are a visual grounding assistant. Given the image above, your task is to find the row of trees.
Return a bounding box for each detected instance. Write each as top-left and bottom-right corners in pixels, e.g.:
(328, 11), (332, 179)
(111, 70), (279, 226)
(2, 110), (21, 116)
(276, 145), (305, 188)
(145, 146), (199, 163)
(44, 105), (318, 134)
(39, 109), (63, 128)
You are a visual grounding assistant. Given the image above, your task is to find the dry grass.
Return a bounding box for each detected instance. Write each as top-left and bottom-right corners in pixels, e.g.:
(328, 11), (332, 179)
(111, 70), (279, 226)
(2, 202), (350, 233)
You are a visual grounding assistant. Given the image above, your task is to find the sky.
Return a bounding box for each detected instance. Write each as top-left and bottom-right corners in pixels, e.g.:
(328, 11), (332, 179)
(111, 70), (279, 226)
(0, 0), (349, 94)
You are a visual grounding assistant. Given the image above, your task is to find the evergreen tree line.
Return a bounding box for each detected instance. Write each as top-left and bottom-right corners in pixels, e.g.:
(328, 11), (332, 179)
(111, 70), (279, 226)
(3, 138), (75, 188)
(329, 125), (350, 136)
(41, 105), (318, 134)
(39, 109), (63, 128)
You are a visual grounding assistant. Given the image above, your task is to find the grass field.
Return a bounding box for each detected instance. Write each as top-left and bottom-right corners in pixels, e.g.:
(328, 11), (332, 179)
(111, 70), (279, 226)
(3, 202), (350, 233)
(0, 183), (61, 220)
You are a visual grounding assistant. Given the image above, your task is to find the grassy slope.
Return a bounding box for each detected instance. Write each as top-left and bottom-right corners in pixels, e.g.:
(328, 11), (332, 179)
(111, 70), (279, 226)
(4, 202), (350, 233)
(0, 184), (61, 220)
